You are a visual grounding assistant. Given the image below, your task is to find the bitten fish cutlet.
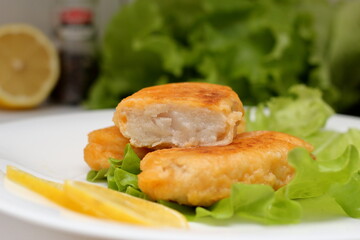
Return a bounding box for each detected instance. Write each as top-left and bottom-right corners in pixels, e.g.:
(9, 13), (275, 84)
(113, 82), (245, 149)
(138, 131), (314, 206)
(84, 126), (149, 170)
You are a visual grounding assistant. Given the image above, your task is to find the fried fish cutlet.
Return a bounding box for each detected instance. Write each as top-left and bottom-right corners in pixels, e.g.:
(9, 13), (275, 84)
(84, 126), (149, 170)
(113, 82), (245, 149)
(138, 131), (314, 206)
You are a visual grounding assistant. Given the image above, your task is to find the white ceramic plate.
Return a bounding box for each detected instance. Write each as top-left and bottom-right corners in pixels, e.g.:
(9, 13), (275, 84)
(0, 110), (360, 240)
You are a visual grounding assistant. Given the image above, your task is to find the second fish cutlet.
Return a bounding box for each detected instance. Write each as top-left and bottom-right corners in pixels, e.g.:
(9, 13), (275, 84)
(84, 126), (149, 170)
(113, 82), (245, 149)
(138, 131), (314, 206)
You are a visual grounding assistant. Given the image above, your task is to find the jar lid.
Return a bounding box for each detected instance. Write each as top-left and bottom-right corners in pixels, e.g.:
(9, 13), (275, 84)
(60, 8), (93, 25)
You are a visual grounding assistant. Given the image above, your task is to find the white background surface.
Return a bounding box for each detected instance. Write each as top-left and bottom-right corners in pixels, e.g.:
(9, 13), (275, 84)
(0, 0), (127, 39)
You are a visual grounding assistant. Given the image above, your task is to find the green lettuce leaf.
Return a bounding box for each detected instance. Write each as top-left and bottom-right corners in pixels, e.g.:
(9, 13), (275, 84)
(86, 0), (359, 112)
(120, 144), (141, 175)
(196, 183), (301, 224)
(113, 168), (138, 192)
(328, 0), (360, 113)
(309, 128), (360, 161)
(86, 168), (108, 182)
(330, 172), (360, 218)
(246, 85), (334, 138)
(283, 146), (360, 199)
(108, 145), (142, 193)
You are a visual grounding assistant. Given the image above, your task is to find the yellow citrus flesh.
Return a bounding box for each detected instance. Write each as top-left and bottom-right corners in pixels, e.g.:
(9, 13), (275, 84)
(0, 24), (59, 109)
(5, 166), (87, 213)
(5, 166), (188, 228)
(64, 180), (189, 228)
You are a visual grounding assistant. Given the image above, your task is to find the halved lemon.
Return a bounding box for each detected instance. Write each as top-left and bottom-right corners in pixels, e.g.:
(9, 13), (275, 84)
(64, 180), (189, 228)
(0, 24), (59, 109)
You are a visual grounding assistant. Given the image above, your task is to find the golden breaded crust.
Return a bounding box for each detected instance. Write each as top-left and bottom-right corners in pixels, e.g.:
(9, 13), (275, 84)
(84, 126), (149, 170)
(138, 131), (313, 206)
(115, 82), (244, 112)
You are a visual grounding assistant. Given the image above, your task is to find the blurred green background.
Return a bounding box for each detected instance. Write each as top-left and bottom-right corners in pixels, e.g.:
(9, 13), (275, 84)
(86, 0), (360, 116)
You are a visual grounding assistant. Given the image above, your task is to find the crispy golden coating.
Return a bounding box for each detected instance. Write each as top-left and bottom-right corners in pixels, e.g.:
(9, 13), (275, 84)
(113, 82), (245, 148)
(84, 126), (149, 170)
(138, 131), (314, 206)
(114, 82), (244, 110)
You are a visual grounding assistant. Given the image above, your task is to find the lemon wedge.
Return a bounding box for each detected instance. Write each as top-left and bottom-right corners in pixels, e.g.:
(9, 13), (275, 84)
(0, 24), (59, 109)
(5, 166), (188, 228)
(64, 180), (189, 228)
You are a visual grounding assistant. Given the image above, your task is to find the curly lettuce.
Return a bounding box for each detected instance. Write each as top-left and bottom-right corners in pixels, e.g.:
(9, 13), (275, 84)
(87, 0), (360, 112)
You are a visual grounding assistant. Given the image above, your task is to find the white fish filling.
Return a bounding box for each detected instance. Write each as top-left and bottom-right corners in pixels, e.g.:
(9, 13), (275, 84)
(120, 104), (242, 148)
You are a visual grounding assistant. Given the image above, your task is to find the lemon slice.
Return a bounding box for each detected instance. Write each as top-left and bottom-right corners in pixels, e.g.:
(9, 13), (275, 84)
(5, 166), (188, 228)
(0, 24), (59, 109)
(6, 165), (65, 204)
(5, 166), (85, 212)
(64, 180), (189, 228)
